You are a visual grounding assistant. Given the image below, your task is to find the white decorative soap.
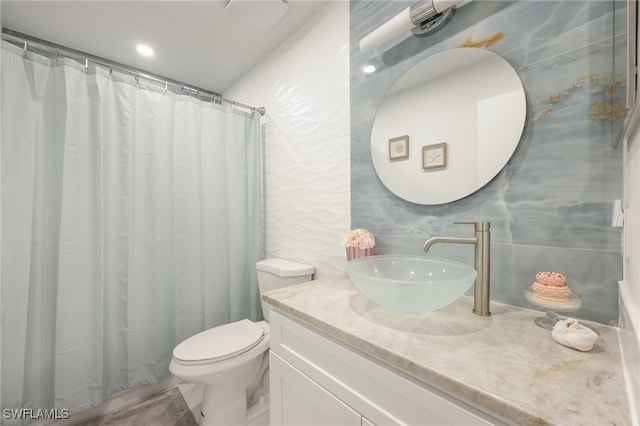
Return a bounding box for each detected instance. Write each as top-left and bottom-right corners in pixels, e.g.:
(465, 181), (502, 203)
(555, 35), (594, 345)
(551, 318), (598, 352)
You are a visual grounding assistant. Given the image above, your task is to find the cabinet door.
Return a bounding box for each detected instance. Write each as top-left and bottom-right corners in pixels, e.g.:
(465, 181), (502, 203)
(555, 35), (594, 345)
(271, 310), (501, 426)
(270, 351), (361, 426)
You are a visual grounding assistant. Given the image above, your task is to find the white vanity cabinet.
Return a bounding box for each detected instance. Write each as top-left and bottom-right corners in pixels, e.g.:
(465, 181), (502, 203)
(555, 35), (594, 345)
(269, 310), (503, 426)
(270, 353), (363, 425)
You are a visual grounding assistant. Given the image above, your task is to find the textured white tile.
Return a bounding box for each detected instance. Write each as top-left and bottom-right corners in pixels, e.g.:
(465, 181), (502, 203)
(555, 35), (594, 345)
(225, 1), (351, 278)
(273, 5), (350, 151)
(281, 89), (349, 147)
(265, 192), (350, 247)
(265, 136), (350, 197)
(275, 1), (349, 79)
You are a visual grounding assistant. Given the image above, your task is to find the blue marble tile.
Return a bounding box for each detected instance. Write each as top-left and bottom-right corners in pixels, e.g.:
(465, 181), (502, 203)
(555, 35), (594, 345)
(490, 243), (621, 326)
(350, 0), (625, 323)
(373, 235), (620, 325)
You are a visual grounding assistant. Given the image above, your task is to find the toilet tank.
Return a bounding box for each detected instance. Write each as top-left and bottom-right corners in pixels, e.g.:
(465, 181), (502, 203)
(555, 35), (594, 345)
(256, 258), (314, 321)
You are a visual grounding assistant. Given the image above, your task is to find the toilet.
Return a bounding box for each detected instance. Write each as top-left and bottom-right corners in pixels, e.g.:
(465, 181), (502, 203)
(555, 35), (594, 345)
(169, 258), (314, 426)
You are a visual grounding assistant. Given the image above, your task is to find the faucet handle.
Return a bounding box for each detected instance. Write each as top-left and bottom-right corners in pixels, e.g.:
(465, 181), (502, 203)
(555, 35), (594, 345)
(454, 221), (490, 231)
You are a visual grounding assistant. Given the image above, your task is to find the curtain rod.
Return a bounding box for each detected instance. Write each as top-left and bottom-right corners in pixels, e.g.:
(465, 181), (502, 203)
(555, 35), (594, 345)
(1, 32), (266, 116)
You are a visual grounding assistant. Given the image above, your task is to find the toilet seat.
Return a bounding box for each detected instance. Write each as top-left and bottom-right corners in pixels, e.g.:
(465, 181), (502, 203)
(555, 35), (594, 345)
(172, 319), (265, 365)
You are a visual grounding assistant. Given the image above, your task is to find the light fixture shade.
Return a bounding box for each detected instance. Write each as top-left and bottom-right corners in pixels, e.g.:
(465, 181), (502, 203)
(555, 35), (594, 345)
(359, 0), (457, 53)
(225, 0), (289, 31)
(359, 7), (414, 53)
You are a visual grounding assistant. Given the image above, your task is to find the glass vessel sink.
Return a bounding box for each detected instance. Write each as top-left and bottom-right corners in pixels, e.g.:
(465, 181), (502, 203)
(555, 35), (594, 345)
(345, 255), (477, 313)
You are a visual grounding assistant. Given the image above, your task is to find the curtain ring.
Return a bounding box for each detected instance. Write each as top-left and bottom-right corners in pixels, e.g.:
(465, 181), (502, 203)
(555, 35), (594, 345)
(84, 58), (89, 73)
(22, 41), (28, 56)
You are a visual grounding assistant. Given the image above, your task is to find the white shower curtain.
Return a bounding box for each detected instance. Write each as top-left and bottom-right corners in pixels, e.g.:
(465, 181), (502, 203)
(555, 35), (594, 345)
(0, 41), (263, 419)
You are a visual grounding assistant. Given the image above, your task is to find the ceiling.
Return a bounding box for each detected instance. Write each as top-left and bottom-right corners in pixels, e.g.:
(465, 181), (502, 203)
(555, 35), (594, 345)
(1, 0), (328, 94)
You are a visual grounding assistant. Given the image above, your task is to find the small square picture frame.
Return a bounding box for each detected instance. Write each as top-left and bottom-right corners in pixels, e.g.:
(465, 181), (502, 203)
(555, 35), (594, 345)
(388, 135), (410, 161)
(422, 142), (448, 170)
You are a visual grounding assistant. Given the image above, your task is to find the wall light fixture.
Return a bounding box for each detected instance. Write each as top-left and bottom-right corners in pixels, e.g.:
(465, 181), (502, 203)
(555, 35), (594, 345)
(359, 0), (457, 53)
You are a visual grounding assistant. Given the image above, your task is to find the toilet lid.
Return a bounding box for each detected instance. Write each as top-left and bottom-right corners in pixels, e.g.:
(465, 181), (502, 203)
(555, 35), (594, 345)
(256, 258), (314, 277)
(173, 319), (265, 364)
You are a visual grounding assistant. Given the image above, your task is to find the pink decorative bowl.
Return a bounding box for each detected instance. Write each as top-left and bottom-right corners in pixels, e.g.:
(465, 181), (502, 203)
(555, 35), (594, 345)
(346, 246), (376, 261)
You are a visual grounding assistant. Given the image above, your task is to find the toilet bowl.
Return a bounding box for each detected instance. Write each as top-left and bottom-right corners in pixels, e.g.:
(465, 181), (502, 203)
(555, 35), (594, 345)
(169, 258), (314, 426)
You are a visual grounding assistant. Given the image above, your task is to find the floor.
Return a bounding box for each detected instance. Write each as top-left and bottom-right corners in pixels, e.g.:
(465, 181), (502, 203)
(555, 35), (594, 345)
(78, 388), (198, 426)
(30, 372), (270, 426)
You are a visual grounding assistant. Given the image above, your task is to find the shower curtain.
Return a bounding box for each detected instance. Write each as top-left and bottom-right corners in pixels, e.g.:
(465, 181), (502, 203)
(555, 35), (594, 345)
(0, 41), (263, 420)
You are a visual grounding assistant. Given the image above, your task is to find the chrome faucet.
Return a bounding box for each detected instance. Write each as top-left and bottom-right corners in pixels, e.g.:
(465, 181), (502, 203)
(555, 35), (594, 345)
(421, 221), (491, 316)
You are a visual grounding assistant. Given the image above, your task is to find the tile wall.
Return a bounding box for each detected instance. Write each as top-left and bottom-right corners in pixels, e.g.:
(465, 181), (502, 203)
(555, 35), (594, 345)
(351, 0), (627, 324)
(225, 1), (350, 278)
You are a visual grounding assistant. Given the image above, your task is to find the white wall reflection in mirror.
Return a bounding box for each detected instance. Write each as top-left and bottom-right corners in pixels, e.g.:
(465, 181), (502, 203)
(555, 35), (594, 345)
(371, 47), (526, 205)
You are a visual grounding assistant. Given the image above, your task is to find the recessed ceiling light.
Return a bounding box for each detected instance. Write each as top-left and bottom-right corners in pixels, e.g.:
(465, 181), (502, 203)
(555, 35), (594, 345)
(136, 44), (154, 58)
(363, 64), (376, 74)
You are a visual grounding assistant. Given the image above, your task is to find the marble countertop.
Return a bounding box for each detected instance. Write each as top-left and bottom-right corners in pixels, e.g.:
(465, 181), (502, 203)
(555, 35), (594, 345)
(263, 275), (630, 426)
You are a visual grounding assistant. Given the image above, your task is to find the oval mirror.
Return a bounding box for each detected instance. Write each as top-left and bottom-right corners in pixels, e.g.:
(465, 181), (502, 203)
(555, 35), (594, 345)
(370, 47), (526, 205)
